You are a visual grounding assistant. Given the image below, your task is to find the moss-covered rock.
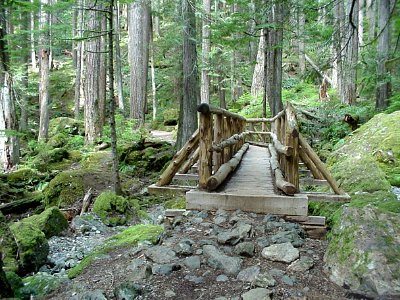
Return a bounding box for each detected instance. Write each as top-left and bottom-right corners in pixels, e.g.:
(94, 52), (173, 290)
(0, 257), (13, 298)
(324, 206), (400, 298)
(93, 192), (138, 226)
(49, 117), (84, 137)
(81, 151), (112, 170)
(17, 272), (69, 299)
(22, 207), (68, 238)
(9, 221), (49, 273)
(7, 168), (43, 186)
(164, 197), (186, 209)
(32, 147), (70, 172)
(44, 169), (85, 208)
(0, 212), (18, 272)
(68, 224), (163, 278)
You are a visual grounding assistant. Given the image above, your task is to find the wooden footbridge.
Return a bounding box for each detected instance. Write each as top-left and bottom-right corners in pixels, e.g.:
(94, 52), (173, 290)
(149, 103), (350, 218)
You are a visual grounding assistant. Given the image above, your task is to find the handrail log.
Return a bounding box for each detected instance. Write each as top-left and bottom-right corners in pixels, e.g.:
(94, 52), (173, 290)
(299, 147), (324, 180)
(197, 103), (246, 121)
(269, 144), (297, 195)
(246, 131), (292, 157)
(211, 132), (248, 153)
(299, 133), (345, 195)
(246, 110), (285, 123)
(206, 143), (249, 191)
(157, 129), (199, 186)
(284, 103), (299, 189)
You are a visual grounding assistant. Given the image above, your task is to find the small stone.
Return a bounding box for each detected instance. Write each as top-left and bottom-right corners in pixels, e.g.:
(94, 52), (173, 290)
(114, 283), (143, 300)
(288, 256), (314, 272)
(203, 245), (242, 275)
(263, 214), (279, 223)
(237, 266), (260, 282)
(145, 246), (177, 263)
(184, 275), (204, 284)
(282, 275), (296, 286)
(241, 288), (272, 300)
(76, 290), (107, 300)
(234, 242), (255, 257)
(269, 268), (285, 278)
(217, 223), (252, 245)
(152, 263), (181, 275)
(303, 287), (310, 293)
(175, 239), (194, 255)
(254, 272), (276, 288)
(256, 237), (270, 248)
(165, 290), (176, 298)
(214, 297), (228, 300)
(191, 217), (204, 224)
(216, 274), (229, 282)
(261, 242), (299, 263)
(213, 216), (227, 225)
(183, 256), (201, 270)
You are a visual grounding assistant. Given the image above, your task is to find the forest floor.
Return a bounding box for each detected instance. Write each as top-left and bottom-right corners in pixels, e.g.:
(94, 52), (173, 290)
(46, 208), (351, 300)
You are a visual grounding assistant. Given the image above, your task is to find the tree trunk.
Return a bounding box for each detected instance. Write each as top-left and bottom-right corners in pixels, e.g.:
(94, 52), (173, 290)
(200, 0), (211, 104)
(150, 41), (157, 120)
(366, 0), (376, 42)
(358, 0), (364, 47)
(19, 11), (30, 131)
(30, 0), (38, 71)
(341, 0), (359, 105)
(108, 0), (122, 194)
(332, 0), (344, 94)
(84, 0), (101, 145)
(98, 13), (107, 131)
(265, 2), (284, 116)
(114, 1), (125, 113)
(74, 0), (84, 120)
(176, 0), (199, 150)
(251, 30), (265, 98)
(38, 0), (51, 141)
(0, 2), (19, 170)
(128, 0), (151, 126)
(298, 0), (305, 75)
(375, 0), (390, 109)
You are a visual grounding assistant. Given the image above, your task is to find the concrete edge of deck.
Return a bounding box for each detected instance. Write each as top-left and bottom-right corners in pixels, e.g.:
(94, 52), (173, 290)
(186, 190), (309, 216)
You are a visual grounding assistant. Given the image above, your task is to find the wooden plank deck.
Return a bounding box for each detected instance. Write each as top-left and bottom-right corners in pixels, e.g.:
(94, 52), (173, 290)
(186, 145), (309, 216)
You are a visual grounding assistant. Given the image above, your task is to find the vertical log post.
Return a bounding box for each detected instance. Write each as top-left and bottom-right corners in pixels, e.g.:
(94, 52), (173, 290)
(214, 114), (224, 173)
(261, 121), (266, 143)
(199, 110), (213, 189)
(284, 103), (299, 191)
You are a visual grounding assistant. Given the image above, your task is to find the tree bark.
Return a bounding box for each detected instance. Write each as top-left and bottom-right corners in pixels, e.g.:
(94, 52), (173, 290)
(30, 0), (38, 71)
(265, 2), (284, 116)
(108, 0), (122, 194)
(114, 1), (125, 113)
(375, 0), (391, 109)
(176, 0), (199, 150)
(0, 1), (19, 170)
(200, 0), (211, 104)
(98, 12), (107, 131)
(341, 0), (359, 105)
(298, 0), (305, 75)
(251, 30), (265, 98)
(332, 0), (344, 94)
(74, 0), (84, 120)
(366, 0), (376, 42)
(38, 0), (51, 141)
(128, 0), (151, 126)
(19, 10), (30, 131)
(84, 0), (101, 145)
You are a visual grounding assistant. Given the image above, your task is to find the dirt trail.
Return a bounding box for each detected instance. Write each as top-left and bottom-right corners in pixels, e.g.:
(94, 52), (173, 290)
(150, 130), (175, 144)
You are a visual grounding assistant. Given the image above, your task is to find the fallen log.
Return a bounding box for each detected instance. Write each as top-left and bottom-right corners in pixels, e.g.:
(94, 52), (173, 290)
(269, 144), (297, 195)
(206, 143), (249, 191)
(0, 197), (42, 214)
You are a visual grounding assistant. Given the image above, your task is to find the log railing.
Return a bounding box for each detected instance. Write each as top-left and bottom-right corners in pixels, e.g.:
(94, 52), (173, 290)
(156, 101), (345, 198)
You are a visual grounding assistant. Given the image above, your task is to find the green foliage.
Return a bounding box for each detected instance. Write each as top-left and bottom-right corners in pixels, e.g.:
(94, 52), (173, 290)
(164, 196), (186, 209)
(386, 94), (400, 114)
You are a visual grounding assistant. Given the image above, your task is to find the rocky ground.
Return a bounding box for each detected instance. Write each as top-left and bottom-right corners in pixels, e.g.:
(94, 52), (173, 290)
(44, 207), (351, 300)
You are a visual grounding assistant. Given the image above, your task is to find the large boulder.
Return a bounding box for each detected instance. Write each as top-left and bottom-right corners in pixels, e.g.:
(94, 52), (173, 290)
(9, 221), (49, 273)
(22, 207), (68, 238)
(324, 206), (400, 298)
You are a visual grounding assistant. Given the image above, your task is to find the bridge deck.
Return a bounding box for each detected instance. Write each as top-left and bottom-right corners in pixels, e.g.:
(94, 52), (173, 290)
(222, 145), (274, 195)
(186, 145), (308, 216)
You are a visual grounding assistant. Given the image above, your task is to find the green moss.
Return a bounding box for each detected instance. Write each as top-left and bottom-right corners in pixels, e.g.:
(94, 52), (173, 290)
(7, 168), (42, 186)
(327, 224), (357, 263)
(164, 197), (186, 209)
(17, 272), (69, 298)
(5, 271), (23, 292)
(44, 169), (85, 208)
(49, 117), (84, 137)
(0, 212), (18, 272)
(9, 221), (49, 273)
(93, 191), (136, 226)
(22, 207), (68, 238)
(32, 147), (70, 171)
(68, 224), (163, 278)
(81, 151), (112, 170)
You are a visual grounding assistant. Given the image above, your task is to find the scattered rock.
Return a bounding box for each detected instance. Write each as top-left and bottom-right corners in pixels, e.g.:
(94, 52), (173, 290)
(237, 265), (260, 282)
(216, 274), (229, 282)
(217, 223), (252, 245)
(203, 245), (242, 275)
(282, 275), (296, 286)
(114, 282), (143, 300)
(126, 258), (152, 280)
(234, 241), (255, 257)
(184, 275), (204, 284)
(269, 230), (304, 247)
(261, 242), (299, 263)
(174, 239), (194, 255)
(152, 263), (181, 275)
(183, 256), (201, 270)
(254, 272), (276, 288)
(241, 288), (272, 300)
(73, 289), (107, 300)
(164, 290), (176, 298)
(145, 246), (177, 264)
(288, 256), (314, 272)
